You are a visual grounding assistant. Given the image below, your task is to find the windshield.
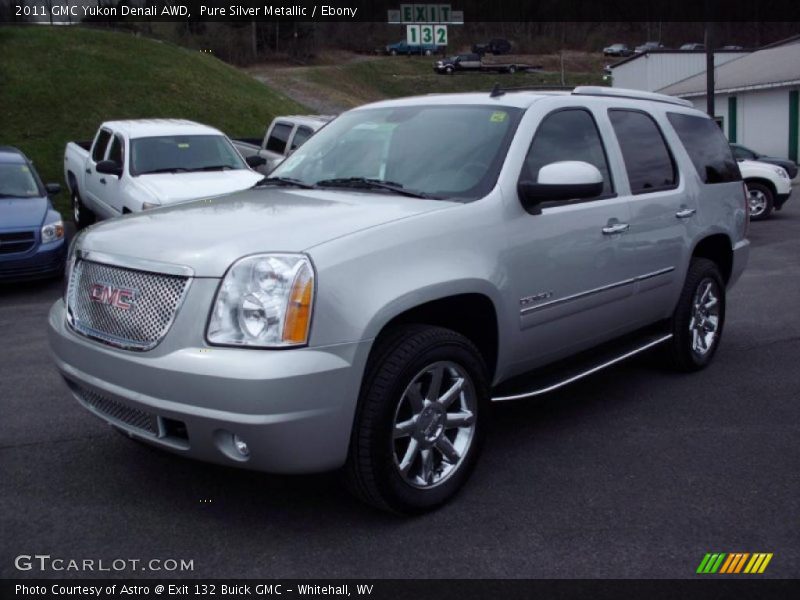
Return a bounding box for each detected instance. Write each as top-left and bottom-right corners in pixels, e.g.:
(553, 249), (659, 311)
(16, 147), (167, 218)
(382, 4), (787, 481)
(130, 135), (247, 175)
(0, 162), (42, 198)
(270, 105), (523, 200)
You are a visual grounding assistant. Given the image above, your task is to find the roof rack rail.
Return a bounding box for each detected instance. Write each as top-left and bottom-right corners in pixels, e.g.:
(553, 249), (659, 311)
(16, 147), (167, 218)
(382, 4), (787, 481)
(571, 86), (694, 107)
(490, 83), (573, 98)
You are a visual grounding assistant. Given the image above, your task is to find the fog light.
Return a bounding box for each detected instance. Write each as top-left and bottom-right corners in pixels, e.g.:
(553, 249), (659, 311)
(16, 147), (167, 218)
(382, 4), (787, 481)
(233, 434), (250, 457)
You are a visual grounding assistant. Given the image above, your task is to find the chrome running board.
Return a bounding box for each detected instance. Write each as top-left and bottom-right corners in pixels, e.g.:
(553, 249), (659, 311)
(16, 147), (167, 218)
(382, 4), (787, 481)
(492, 332), (673, 402)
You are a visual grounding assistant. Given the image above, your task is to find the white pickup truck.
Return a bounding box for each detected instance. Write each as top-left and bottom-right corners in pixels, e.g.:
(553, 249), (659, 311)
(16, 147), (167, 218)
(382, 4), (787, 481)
(233, 115), (332, 174)
(64, 119), (264, 228)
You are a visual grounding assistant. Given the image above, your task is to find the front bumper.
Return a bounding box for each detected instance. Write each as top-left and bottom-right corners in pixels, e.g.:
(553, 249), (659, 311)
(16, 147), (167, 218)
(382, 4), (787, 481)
(774, 188), (793, 210)
(0, 238), (66, 281)
(48, 300), (371, 473)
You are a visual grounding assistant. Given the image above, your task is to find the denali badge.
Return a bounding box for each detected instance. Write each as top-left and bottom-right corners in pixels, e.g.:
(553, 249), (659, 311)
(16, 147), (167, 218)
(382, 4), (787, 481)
(89, 283), (138, 311)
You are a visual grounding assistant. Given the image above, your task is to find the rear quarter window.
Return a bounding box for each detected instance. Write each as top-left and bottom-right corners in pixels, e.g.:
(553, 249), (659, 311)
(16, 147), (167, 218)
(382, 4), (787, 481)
(667, 112), (741, 184)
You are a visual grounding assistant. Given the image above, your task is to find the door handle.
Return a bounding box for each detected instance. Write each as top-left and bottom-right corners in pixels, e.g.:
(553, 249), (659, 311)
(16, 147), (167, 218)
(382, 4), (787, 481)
(85, 168), (91, 174)
(675, 208), (696, 219)
(99, 178), (106, 184)
(602, 223), (630, 235)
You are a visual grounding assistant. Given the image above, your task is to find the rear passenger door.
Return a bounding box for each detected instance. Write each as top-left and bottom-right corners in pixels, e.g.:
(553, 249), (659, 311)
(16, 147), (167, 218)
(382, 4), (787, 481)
(606, 108), (693, 326)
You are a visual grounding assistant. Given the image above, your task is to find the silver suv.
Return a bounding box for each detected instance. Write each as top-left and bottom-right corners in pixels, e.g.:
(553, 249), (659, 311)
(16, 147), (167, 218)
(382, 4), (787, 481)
(49, 86), (750, 513)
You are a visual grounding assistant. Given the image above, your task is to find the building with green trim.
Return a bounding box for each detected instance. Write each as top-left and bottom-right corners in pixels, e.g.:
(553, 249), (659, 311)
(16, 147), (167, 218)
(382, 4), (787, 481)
(658, 36), (800, 163)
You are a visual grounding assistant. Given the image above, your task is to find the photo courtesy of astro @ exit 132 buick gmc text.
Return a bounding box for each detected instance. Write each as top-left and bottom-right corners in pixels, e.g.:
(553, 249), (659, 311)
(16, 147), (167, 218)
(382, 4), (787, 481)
(1, 0), (799, 598)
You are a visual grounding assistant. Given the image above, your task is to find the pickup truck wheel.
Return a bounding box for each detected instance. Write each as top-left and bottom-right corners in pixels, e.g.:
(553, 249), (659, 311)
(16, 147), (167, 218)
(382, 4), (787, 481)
(346, 325), (488, 514)
(745, 182), (773, 220)
(664, 258), (726, 372)
(445, 65), (454, 74)
(71, 188), (95, 229)
(389, 49), (398, 56)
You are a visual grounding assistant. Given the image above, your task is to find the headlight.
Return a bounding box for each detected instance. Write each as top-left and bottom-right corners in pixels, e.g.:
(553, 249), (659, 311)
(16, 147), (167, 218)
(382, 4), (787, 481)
(63, 229), (85, 304)
(207, 254), (315, 348)
(773, 166), (789, 179)
(41, 220), (64, 243)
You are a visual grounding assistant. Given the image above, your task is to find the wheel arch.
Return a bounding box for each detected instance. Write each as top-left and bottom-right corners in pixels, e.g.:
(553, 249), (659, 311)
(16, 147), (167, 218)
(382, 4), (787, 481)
(744, 177), (777, 197)
(365, 289), (501, 381)
(691, 233), (733, 284)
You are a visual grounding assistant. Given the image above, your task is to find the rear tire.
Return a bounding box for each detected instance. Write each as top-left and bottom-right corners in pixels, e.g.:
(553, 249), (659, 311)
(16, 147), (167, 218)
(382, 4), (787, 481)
(664, 258), (726, 372)
(345, 325), (489, 514)
(746, 182), (774, 221)
(71, 187), (95, 229)
(508, 65), (517, 74)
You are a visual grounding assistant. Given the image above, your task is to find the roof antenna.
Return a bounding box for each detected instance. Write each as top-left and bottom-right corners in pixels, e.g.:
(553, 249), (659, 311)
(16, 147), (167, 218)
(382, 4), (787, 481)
(490, 83), (504, 97)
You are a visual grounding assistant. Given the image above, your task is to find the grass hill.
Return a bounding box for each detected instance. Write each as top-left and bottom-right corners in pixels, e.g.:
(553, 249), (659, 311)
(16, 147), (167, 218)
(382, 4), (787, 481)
(0, 26), (307, 215)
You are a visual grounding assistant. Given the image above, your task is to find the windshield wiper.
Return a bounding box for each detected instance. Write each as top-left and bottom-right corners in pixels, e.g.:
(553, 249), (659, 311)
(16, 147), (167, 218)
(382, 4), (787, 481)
(190, 165), (236, 172)
(315, 177), (434, 199)
(138, 167), (191, 174)
(253, 176), (316, 189)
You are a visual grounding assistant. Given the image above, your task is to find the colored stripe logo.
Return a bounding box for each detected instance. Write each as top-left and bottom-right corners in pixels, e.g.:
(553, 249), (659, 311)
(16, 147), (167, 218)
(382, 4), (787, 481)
(696, 552), (773, 574)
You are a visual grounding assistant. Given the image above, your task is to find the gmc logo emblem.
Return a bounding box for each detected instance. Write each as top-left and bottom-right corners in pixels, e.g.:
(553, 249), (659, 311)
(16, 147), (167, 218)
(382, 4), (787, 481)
(89, 283), (138, 311)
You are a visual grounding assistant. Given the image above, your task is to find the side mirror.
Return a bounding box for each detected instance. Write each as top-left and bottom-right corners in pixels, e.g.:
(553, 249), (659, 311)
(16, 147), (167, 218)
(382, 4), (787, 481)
(45, 183), (61, 195)
(518, 161), (604, 214)
(95, 160), (122, 177)
(246, 155), (267, 168)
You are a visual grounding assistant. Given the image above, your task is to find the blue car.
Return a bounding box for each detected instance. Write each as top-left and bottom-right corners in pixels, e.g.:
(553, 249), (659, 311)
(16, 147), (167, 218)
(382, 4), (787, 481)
(0, 147), (67, 281)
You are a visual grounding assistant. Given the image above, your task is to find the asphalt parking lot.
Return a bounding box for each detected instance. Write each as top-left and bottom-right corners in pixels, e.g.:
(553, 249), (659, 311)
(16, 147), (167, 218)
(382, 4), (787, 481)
(2, 188), (799, 580)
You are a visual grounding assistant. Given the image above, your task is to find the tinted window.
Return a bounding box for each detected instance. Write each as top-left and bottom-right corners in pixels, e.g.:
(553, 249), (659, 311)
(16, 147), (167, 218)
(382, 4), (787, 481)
(92, 129), (112, 162)
(609, 109), (676, 194)
(107, 135), (124, 166)
(667, 113), (741, 184)
(731, 144), (755, 160)
(290, 126), (313, 151)
(266, 123), (293, 154)
(522, 109), (614, 196)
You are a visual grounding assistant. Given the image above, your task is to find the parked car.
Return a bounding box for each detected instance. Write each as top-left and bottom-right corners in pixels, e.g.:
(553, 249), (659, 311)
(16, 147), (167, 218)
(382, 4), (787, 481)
(64, 120), (264, 228)
(738, 158), (793, 220)
(0, 146), (66, 281)
(635, 41), (665, 53)
(731, 143), (798, 179)
(720, 45), (744, 51)
(233, 115), (333, 174)
(50, 86), (749, 514)
(679, 43), (705, 51)
(385, 40), (440, 56)
(603, 43), (633, 57)
(434, 54), (536, 74)
(472, 38), (512, 55)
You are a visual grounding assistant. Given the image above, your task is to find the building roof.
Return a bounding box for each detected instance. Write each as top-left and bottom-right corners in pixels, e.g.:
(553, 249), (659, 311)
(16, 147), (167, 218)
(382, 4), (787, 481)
(658, 43), (800, 97)
(608, 48), (747, 70)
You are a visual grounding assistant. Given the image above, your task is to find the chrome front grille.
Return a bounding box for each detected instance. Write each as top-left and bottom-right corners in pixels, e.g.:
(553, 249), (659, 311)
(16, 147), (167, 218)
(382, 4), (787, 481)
(66, 258), (190, 351)
(73, 383), (158, 434)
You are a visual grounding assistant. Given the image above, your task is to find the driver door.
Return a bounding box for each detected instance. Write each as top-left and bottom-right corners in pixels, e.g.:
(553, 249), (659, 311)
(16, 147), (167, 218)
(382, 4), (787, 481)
(505, 107), (635, 373)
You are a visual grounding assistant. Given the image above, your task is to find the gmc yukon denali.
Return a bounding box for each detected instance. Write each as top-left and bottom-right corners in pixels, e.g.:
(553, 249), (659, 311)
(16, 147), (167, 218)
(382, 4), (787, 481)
(49, 87), (750, 513)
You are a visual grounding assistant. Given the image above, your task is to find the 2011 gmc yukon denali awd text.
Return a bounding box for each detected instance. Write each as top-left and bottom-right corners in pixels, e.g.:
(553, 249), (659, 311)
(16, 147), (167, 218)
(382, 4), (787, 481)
(48, 86), (750, 514)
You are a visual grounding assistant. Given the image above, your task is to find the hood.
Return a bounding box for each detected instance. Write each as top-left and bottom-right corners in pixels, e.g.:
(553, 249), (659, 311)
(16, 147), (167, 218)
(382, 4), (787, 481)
(79, 188), (454, 277)
(135, 170), (263, 205)
(738, 159), (785, 177)
(0, 196), (48, 230)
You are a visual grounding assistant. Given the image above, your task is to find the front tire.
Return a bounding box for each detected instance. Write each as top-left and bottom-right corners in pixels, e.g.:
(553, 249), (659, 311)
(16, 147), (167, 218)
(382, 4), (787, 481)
(71, 187), (95, 229)
(664, 258), (726, 372)
(345, 325), (489, 514)
(746, 182), (774, 221)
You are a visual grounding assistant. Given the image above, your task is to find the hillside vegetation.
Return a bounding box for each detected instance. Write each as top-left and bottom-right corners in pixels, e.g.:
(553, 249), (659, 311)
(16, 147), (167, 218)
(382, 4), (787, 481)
(0, 26), (307, 215)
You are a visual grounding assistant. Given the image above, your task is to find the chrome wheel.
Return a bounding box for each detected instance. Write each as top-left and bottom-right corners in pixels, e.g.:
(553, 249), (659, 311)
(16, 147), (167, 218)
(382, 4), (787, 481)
(392, 360), (476, 489)
(748, 188), (768, 217)
(72, 191), (80, 223)
(689, 278), (721, 356)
